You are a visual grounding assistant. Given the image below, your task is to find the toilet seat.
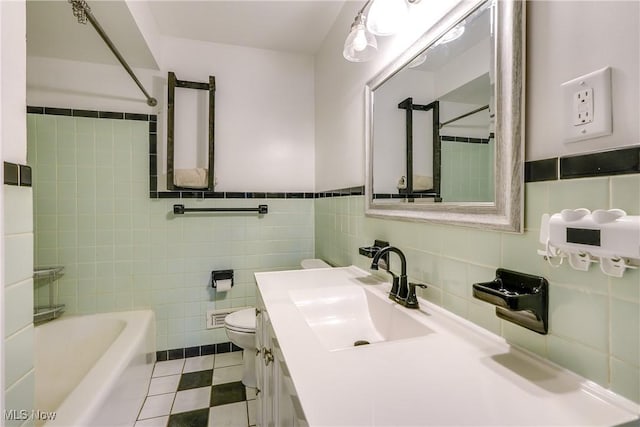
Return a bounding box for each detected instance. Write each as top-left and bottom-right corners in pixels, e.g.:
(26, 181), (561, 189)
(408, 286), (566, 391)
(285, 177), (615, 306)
(224, 308), (256, 334)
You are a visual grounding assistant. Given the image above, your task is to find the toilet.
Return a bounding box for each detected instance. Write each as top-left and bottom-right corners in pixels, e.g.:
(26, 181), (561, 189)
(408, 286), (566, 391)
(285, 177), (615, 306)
(224, 308), (257, 387)
(223, 259), (331, 387)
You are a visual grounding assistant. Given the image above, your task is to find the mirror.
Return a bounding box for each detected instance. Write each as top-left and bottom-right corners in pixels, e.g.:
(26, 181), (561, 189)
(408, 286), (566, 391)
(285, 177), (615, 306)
(365, 0), (525, 232)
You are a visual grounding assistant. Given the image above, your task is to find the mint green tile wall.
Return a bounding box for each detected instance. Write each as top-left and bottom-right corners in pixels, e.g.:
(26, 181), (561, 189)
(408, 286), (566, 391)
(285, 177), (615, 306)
(440, 140), (494, 202)
(315, 175), (640, 403)
(28, 114), (314, 351)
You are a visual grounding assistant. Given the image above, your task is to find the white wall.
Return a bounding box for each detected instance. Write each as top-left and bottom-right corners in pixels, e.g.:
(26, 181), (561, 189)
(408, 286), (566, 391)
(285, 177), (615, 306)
(27, 56), (160, 115)
(2, 1), (27, 164)
(440, 101), (489, 138)
(526, 1), (639, 160)
(434, 37), (490, 100)
(158, 37), (316, 192)
(27, 35), (316, 192)
(2, 1), (35, 422)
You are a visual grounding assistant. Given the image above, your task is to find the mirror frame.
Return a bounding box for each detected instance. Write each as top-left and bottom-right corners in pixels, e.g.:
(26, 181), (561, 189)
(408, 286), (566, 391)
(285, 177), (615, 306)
(365, 0), (525, 232)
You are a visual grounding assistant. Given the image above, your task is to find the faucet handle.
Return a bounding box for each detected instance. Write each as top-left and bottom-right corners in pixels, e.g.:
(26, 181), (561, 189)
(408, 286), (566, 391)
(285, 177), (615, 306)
(404, 282), (427, 309)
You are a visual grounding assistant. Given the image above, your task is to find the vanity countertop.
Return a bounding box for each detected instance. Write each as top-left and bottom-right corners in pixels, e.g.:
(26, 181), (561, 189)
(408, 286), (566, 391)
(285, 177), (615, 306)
(255, 266), (639, 426)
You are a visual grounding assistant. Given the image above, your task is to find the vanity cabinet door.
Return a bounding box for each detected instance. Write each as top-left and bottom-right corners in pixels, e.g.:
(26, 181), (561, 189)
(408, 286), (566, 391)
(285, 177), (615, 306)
(273, 340), (308, 427)
(255, 298), (267, 427)
(256, 297), (276, 427)
(256, 293), (307, 427)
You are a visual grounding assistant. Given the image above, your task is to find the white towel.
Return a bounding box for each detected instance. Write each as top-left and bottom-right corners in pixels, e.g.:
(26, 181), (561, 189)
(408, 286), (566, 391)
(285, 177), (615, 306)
(397, 175), (433, 191)
(413, 175), (433, 191)
(174, 168), (208, 189)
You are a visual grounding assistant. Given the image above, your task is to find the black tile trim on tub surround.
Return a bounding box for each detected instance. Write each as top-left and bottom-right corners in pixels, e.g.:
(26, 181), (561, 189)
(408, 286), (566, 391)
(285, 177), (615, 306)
(525, 146), (640, 183)
(4, 162), (32, 187)
(156, 342), (242, 362)
(27, 106), (155, 122)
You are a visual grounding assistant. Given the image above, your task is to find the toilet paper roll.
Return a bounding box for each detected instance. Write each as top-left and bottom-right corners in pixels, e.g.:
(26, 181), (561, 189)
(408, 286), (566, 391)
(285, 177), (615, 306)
(215, 279), (233, 292)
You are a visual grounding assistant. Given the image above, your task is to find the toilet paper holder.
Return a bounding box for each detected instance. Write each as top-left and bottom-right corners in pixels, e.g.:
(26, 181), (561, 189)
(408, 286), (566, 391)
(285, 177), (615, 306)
(211, 269), (234, 289)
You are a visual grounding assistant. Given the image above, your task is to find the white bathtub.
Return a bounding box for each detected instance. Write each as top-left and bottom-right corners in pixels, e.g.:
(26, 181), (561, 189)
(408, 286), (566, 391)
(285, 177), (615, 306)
(35, 310), (156, 427)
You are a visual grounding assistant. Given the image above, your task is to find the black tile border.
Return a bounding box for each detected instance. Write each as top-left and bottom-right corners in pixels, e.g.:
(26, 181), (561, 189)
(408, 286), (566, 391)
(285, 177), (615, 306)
(373, 192), (437, 199)
(525, 158), (558, 182)
(560, 146), (640, 179)
(525, 146), (640, 183)
(4, 162), (19, 186)
(314, 186), (365, 198)
(28, 106), (155, 121)
(155, 342), (242, 362)
(4, 162), (32, 187)
(441, 135), (490, 144)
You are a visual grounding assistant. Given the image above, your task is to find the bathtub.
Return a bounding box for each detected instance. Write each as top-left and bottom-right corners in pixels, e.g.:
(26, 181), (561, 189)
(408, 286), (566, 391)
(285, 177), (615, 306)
(35, 310), (156, 427)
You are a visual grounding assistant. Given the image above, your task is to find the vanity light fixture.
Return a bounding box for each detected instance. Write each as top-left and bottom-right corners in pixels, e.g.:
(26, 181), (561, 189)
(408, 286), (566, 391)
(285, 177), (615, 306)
(343, 0), (421, 63)
(366, 0), (409, 36)
(343, 11), (378, 62)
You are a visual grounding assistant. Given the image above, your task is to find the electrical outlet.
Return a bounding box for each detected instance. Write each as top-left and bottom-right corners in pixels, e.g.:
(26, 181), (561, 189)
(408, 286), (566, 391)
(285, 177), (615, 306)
(561, 66), (612, 143)
(573, 87), (593, 125)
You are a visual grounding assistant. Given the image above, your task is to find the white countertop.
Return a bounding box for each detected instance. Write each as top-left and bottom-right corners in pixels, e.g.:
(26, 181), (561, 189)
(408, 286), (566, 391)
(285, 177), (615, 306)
(255, 266), (640, 426)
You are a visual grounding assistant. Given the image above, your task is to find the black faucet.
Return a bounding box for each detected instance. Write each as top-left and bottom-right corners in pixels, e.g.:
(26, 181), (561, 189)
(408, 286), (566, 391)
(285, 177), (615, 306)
(370, 246), (427, 308)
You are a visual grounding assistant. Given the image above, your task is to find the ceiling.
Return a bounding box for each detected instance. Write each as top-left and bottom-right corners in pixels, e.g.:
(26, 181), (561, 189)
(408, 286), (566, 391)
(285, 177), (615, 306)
(26, 0), (346, 69)
(26, 1), (158, 68)
(147, 1), (345, 54)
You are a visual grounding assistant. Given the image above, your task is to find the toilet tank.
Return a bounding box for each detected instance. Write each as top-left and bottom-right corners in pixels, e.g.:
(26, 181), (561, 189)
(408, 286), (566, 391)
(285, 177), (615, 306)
(300, 259), (331, 269)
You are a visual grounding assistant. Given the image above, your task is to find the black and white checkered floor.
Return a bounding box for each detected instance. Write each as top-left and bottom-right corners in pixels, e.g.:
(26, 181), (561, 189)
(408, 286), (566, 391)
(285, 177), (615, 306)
(135, 351), (256, 427)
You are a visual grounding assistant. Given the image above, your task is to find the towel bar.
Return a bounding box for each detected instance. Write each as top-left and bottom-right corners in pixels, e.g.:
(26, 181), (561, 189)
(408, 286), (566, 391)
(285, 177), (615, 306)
(173, 204), (268, 215)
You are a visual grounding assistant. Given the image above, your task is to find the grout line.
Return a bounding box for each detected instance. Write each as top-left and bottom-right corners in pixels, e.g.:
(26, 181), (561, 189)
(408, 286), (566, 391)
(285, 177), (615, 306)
(4, 322), (33, 342)
(4, 368), (35, 393)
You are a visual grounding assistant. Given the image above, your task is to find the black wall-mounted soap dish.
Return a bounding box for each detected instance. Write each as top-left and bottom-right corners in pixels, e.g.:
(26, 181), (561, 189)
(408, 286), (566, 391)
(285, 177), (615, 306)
(359, 240), (390, 267)
(358, 239), (389, 258)
(472, 268), (549, 334)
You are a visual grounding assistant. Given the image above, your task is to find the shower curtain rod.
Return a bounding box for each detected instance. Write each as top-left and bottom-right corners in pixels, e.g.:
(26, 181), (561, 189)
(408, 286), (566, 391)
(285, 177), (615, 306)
(439, 105), (489, 128)
(68, 0), (158, 107)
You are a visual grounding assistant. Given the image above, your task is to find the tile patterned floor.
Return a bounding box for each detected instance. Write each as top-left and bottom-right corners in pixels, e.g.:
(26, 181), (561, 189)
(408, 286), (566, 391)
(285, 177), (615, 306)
(135, 351), (257, 427)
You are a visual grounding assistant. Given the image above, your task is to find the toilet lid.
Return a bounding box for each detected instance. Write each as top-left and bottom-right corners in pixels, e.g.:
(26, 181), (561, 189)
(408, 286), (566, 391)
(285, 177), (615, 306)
(224, 308), (256, 332)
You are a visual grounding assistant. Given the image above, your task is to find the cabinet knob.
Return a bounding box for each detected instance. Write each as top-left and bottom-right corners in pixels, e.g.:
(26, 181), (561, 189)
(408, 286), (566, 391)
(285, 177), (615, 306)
(255, 308), (262, 316)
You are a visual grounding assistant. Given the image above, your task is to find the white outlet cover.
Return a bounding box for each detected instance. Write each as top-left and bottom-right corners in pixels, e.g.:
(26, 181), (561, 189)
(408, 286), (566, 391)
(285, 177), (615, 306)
(561, 66), (612, 143)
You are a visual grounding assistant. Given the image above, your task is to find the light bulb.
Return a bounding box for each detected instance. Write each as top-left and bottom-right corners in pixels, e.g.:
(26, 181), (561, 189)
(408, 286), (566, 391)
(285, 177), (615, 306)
(366, 0), (409, 36)
(353, 25), (368, 52)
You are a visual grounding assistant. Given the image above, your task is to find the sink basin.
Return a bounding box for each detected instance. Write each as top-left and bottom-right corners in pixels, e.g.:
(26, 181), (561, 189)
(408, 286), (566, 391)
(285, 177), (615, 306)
(289, 285), (432, 351)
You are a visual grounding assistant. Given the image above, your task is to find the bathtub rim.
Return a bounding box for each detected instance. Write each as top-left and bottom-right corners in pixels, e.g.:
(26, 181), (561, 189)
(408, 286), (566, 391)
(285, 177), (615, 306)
(36, 309), (156, 426)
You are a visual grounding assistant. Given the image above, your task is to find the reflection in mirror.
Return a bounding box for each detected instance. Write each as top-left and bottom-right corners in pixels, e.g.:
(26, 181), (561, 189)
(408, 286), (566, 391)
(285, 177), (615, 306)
(372, 1), (492, 203)
(365, 0), (525, 232)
